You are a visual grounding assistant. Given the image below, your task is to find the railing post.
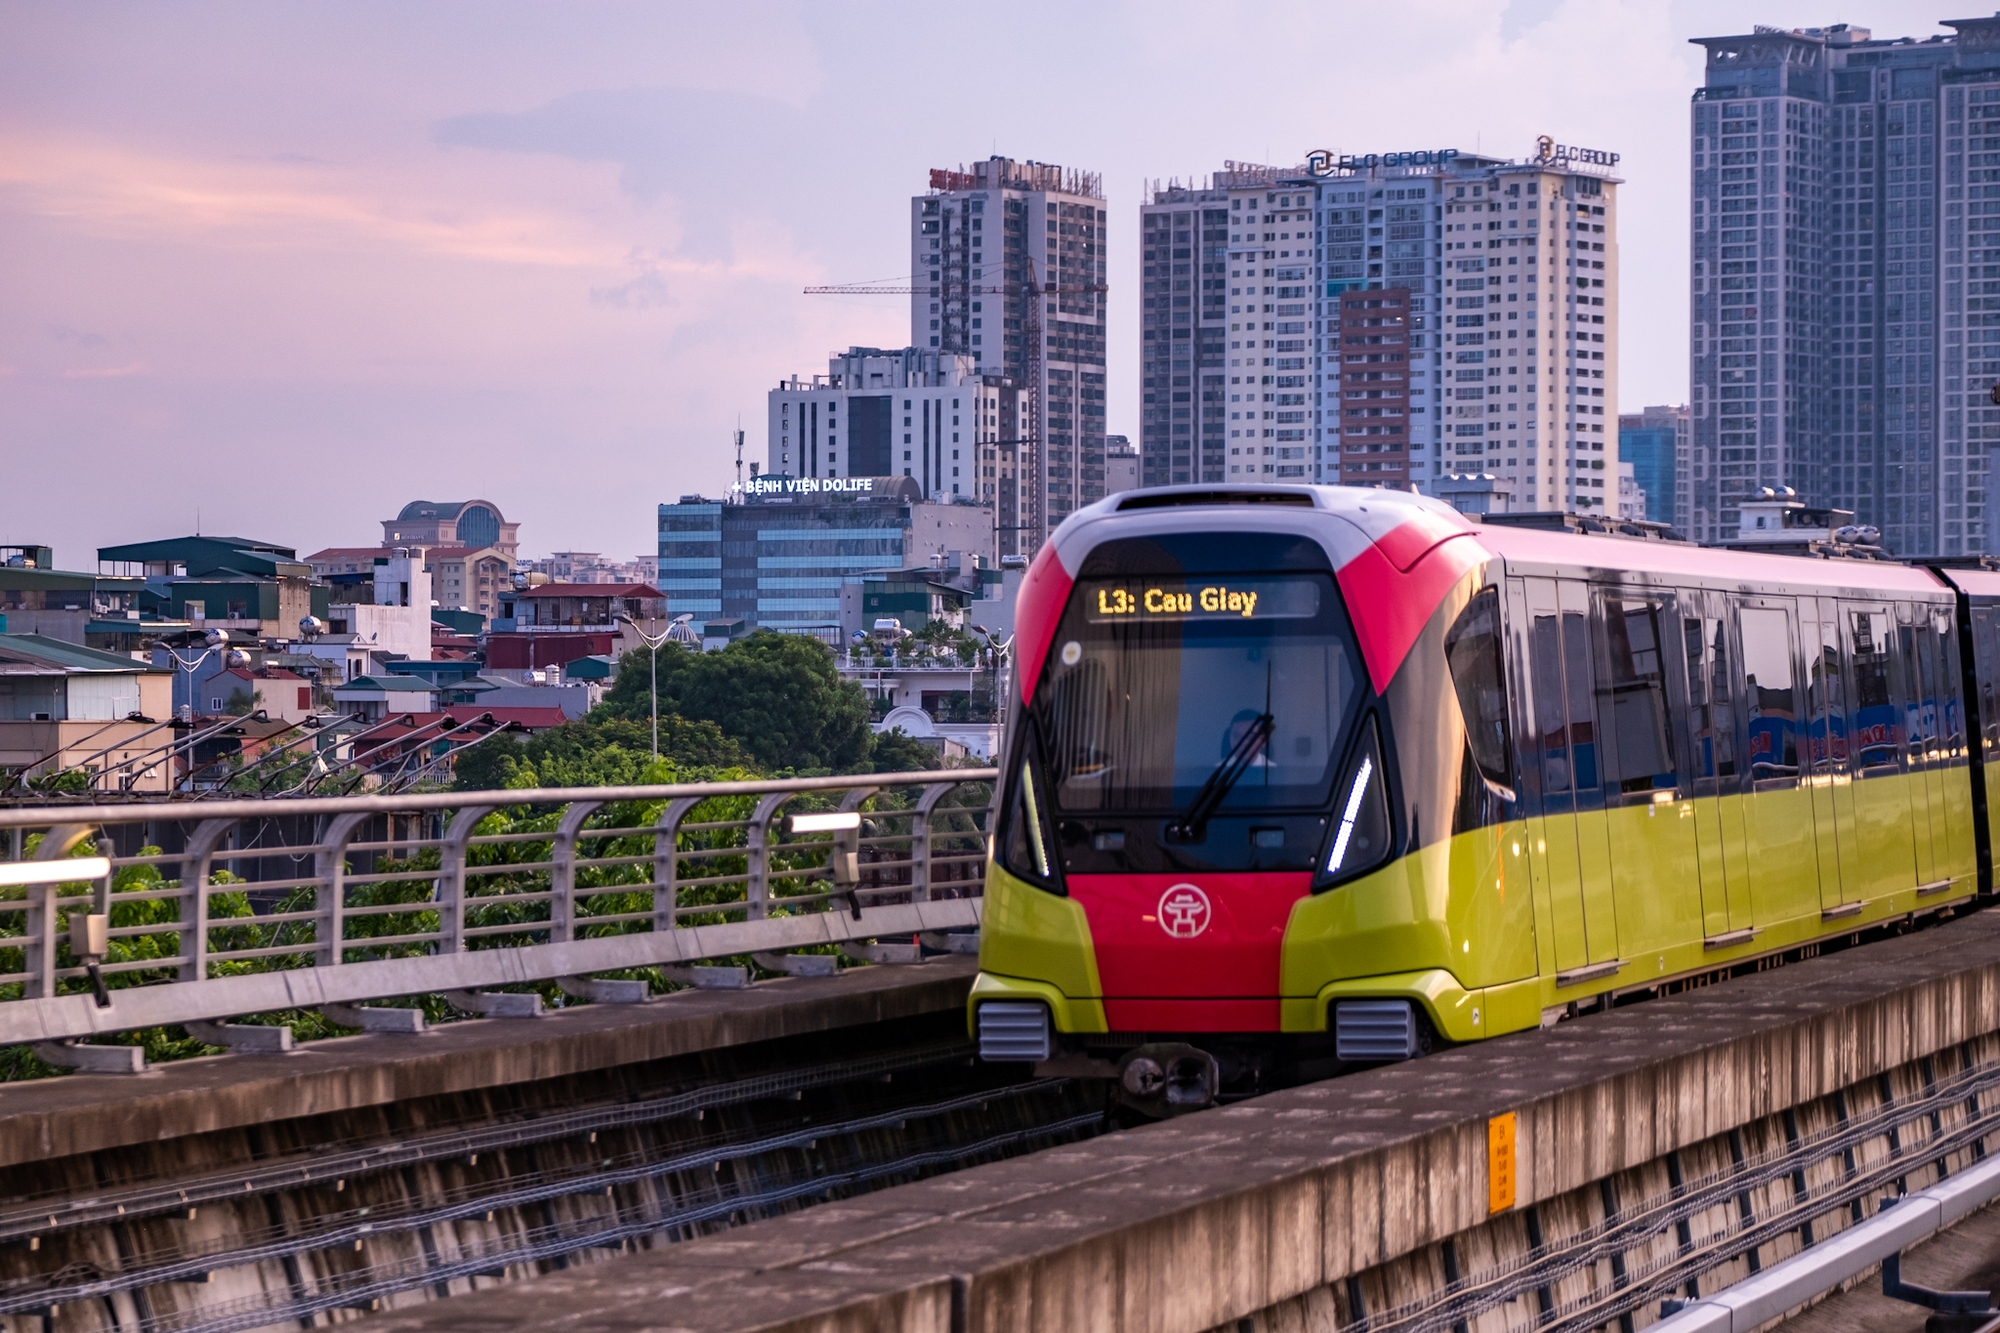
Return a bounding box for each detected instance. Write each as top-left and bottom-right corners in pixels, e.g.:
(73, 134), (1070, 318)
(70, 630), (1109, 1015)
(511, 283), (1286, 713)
(25, 882), (55, 1001)
(439, 805), (495, 956)
(178, 818), (237, 983)
(911, 783), (957, 902)
(835, 786), (879, 908)
(654, 796), (703, 934)
(746, 791), (792, 921)
(549, 801), (605, 944)
(314, 812), (373, 967)
(27, 824), (96, 999)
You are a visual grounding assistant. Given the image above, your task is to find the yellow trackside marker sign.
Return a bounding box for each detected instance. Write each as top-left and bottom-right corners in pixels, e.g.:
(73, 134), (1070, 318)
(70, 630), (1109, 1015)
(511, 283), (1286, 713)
(1488, 1112), (1518, 1214)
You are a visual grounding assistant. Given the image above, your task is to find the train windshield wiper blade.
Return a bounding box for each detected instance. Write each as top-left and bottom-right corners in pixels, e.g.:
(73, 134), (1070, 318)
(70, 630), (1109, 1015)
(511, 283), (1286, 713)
(1167, 712), (1274, 841)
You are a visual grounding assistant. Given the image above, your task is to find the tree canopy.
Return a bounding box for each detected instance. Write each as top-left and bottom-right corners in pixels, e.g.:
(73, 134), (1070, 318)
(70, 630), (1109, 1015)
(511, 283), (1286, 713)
(595, 631), (873, 773)
(452, 715), (743, 791)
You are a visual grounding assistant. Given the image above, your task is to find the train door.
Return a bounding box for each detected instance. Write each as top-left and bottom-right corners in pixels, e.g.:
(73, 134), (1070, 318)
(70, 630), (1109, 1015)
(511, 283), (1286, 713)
(1681, 594), (1748, 934)
(1905, 602), (1967, 888)
(1594, 588), (1701, 956)
(1803, 599), (1859, 913)
(1735, 600), (1822, 924)
(1969, 604), (2000, 891)
(1969, 604), (2000, 763)
(1899, 605), (1946, 888)
(1518, 576), (1619, 976)
(1843, 605), (1917, 905)
(1941, 604), (1978, 887)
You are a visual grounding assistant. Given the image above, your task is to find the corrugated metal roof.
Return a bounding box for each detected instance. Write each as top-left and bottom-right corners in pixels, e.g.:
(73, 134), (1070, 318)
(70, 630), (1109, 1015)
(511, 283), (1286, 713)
(0, 634), (168, 673)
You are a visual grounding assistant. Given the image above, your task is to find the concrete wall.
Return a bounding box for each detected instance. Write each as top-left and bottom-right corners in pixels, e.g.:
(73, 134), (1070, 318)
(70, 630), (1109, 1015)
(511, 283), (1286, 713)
(347, 907), (2000, 1333)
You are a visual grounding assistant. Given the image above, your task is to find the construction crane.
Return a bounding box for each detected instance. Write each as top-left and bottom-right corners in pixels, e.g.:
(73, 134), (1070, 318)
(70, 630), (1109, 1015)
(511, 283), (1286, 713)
(804, 268), (1105, 554)
(799, 280), (1107, 296)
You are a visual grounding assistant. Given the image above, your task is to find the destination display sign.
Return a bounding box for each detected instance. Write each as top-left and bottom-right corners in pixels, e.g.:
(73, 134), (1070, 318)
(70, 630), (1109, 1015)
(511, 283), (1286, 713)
(1080, 577), (1321, 623)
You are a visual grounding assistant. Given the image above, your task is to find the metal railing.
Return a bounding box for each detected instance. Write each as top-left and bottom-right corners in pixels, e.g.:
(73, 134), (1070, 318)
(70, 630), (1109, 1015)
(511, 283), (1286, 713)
(0, 768), (996, 1062)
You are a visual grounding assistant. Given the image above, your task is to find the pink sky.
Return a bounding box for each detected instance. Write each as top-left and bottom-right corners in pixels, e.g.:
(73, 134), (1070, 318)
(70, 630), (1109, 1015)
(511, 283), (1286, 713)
(0, 1), (1953, 567)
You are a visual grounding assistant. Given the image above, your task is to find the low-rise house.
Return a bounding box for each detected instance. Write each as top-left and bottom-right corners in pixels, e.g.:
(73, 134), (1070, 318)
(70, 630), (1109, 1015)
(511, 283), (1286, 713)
(0, 635), (175, 792)
(0, 543), (183, 654)
(442, 675), (594, 720)
(330, 674), (438, 722)
(203, 666), (315, 725)
(307, 543), (513, 621)
(486, 583), (664, 676)
(97, 535), (330, 642)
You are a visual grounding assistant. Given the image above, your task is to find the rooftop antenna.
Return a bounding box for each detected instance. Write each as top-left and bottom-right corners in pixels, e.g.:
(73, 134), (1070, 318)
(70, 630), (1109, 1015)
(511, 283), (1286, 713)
(734, 422), (745, 495)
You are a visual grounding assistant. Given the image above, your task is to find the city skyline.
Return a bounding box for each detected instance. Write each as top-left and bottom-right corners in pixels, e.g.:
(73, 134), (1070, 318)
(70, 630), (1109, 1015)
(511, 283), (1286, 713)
(0, 1), (1961, 561)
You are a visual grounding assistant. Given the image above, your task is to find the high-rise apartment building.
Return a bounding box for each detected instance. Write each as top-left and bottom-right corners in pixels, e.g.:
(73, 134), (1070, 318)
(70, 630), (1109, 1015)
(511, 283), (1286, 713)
(765, 345), (1029, 557)
(1688, 19), (2000, 554)
(1138, 174), (1234, 484)
(914, 157), (1107, 549)
(1144, 148), (1622, 510)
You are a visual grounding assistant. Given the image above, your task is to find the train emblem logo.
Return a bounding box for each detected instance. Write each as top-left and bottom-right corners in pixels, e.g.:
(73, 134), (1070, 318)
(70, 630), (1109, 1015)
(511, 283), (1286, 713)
(1157, 884), (1211, 939)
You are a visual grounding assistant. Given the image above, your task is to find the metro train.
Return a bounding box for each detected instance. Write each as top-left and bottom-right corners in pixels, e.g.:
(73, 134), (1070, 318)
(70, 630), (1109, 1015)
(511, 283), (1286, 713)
(969, 484), (2000, 1116)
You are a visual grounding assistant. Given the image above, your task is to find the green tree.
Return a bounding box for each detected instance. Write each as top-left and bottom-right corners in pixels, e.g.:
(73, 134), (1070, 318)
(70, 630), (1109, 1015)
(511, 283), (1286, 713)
(452, 715), (745, 792)
(869, 728), (941, 773)
(597, 632), (872, 773)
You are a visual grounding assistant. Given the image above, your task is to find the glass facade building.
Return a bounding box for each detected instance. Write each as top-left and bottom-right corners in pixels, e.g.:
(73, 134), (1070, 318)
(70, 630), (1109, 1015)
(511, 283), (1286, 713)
(1617, 404), (1691, 529)
(657, 482), (994, 638)
(1689, 19), (2000, 554)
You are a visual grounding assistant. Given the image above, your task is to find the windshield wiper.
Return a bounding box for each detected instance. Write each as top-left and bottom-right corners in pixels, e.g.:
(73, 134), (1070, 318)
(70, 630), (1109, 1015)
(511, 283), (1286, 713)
(1167, 712), (1274, 842)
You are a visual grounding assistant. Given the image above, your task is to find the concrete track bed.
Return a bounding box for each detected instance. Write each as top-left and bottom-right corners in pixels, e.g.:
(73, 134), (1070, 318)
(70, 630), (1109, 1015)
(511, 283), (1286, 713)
(341, 906), (2000, 1333)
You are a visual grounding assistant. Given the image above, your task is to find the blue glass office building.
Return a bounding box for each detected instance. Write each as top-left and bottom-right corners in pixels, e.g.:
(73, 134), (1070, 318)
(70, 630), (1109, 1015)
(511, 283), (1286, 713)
(658, 478), (994, 638)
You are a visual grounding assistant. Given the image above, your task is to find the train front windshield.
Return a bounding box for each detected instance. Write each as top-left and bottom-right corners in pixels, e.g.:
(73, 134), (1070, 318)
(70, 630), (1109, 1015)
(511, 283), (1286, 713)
(1035, 571), (1363, 816)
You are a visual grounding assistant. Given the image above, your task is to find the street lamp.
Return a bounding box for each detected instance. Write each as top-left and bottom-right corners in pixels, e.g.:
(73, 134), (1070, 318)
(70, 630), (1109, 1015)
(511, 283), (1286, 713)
(166, 629), (249, 721)
(618, 613), (692, 761)
(162, 628), (250, 791)
(968, 624), (1015, 740)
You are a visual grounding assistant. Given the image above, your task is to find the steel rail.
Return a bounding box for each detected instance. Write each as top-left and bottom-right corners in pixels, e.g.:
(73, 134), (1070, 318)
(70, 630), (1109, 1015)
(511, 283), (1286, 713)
(0, 1077), (1074, 1313)
(0, 1040), (977, 1244)
(1348, 1053), (2000, 1333)
(57, 1112), (1107, 1333)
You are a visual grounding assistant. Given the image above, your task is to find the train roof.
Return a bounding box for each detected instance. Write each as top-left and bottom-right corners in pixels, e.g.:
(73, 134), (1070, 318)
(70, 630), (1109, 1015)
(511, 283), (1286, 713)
(1935, 566), (2000, 599)
(1057, 485), (1954, 602)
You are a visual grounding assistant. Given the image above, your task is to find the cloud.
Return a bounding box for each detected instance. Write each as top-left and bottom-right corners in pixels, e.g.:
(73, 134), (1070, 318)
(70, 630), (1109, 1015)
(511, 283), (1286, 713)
(46, 324), (106, 347)
(433, 86), (809, 257)
(590, 269), (674, 309)
(0, 131), (621, 268)
(62, 362), (149, 378)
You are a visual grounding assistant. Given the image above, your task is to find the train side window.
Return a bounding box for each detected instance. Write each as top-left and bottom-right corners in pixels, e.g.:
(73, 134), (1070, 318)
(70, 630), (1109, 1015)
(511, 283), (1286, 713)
(1738, 605), (1800, 786)
(1529, 609), (1574, 808)
(1899, 616), (1939, 768)
(1806, 619), (1847, 774)
(1444, 587), (1515, 795)
(1560, 605), (1600, 796)
(1849, 610), (1898, 773)
(1936, 608), (1967, 756)
(1682, 614), (1736, 781)
(1598, 596), (1678, 799)
(1975, 608), (2000, 749)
